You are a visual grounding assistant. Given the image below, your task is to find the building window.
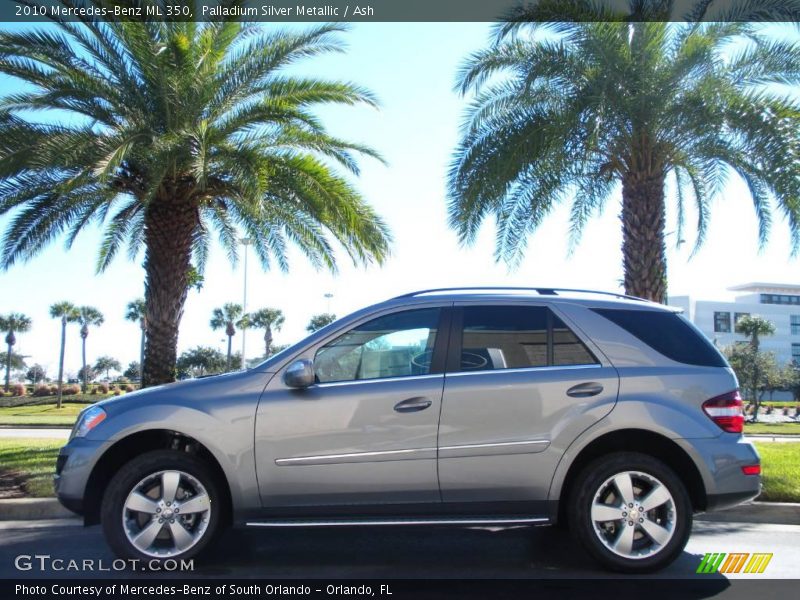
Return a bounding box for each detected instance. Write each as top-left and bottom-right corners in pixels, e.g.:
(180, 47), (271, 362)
(714, 311), (731, 333)
(792, 315), (800, 335)
(761, 294), (800, 305)
(734, 312), (750, 332)
(793, 344), (800, 363)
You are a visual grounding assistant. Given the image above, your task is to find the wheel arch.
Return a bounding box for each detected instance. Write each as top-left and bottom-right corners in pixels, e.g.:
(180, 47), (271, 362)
(83, 429), (233, 526)
(552, 428), (707, 526)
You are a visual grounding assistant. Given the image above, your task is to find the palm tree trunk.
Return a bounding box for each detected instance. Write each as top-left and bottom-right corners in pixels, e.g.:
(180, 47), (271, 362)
(141, 197), (199, 387)
(57, 318), (66, 409)
(226, 335), (232, 371)
(4, 343), (10, 392)
(265, 326), (272, 357)
(621, 170), (668, 303)
(81, 336), (87, 393)
(139, 321), (145, 383)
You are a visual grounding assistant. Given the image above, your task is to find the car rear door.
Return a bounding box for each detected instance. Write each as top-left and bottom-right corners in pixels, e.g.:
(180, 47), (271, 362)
(437, 302), (619, 504)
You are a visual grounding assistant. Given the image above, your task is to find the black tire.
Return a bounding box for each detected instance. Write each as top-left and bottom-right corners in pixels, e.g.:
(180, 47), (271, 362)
(101, 450), (222, 563)
(568, 452), (692, 573)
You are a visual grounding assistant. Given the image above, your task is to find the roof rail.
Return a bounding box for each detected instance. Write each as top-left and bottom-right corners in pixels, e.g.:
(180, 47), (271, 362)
(391, 287), (646, 302)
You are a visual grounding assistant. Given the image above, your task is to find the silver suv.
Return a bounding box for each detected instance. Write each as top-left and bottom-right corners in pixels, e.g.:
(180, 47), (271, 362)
(55, 288), (761, 572)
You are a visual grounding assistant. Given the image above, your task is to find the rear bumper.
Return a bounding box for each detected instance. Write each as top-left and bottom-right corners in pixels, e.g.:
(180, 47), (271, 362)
(705, 489), (761, 512)
(681, 435), (761, 511)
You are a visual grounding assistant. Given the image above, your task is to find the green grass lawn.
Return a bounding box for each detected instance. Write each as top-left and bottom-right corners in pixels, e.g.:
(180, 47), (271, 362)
(0, 438), (63, 497)
(0, 402), (90, 427)
(745, 422), (800, 435)
(753, 442), (800, 503)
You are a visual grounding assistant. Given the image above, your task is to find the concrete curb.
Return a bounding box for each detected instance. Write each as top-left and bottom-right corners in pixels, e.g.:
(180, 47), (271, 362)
(0, 498), (75, 521)
(0, 497), (798, 525)
(696, 501), (800, 526)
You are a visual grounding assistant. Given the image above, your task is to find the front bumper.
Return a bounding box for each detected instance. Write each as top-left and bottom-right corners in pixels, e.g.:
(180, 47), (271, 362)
(54, 437), (107, 517)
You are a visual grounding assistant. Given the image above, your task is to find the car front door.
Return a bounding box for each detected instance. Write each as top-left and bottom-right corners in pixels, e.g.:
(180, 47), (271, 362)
(437, 303), (619, 504)
(255, 305), (449, 508)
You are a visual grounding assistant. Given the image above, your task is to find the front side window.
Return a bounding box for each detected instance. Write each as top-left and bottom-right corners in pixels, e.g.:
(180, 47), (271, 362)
(458, 306), (597, 372)
(793, 343), (800, 363)
(714, 311), (731, 333)
(314, 309), (440, 383)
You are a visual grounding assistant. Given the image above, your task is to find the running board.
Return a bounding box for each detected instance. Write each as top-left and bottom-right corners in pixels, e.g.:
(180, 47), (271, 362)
(245, 516), (550, 528)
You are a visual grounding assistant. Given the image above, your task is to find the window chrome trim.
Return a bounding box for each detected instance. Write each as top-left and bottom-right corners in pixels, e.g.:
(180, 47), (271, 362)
(314, 373), (443, 388)
(446, 364), (602, 378)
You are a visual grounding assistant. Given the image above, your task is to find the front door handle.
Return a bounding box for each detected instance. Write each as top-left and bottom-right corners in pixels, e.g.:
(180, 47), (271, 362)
(566, 382), (604, 398)
(394, 397), (432, 413)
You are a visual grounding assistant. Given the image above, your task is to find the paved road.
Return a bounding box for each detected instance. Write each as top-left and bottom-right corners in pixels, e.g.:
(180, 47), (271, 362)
(0, 427), (70, 439)
(0, 519), (796, 580)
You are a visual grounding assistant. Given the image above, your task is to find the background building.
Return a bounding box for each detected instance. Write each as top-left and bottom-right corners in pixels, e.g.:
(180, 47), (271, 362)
(669, 283), (800, 365)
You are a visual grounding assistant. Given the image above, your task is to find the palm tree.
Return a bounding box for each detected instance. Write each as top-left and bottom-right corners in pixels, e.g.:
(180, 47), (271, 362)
(735, 315), (776, 353)
(734, 314), (776, 419)
(211, 303), (244, 371)
(49, 301), (80, 408)
(77, 306), (104, 393)
(307, 313), (337, 332)
(448, 2), (800, 302)
(0, 313), (31, 392)
(94, 356), (122, 381)
(248, 308), (286, 357)
(125, 299), (146, 381)
(0, 13), (391, 387)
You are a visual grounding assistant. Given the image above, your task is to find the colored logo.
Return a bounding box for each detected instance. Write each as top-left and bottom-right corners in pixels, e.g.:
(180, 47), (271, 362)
(696, 552), (773, 574)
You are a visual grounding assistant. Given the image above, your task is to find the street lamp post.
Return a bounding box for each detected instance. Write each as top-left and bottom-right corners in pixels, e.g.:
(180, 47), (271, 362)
(241, 238), (252, 369)
(324, 292), (334, 314)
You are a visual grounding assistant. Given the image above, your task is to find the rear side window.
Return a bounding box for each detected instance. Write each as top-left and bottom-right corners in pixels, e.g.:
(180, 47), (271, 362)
(592, 308), (727, 368)
(458, 306), (598, 372)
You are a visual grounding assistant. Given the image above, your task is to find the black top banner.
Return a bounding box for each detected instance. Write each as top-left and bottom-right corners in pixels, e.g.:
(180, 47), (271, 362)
(4, 0), (800, 23)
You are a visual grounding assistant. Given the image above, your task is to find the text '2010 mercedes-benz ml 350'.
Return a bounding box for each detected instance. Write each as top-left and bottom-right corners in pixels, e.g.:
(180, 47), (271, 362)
(55, 287), (761, 572)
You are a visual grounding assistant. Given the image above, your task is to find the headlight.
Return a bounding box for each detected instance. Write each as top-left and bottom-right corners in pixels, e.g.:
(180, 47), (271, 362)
(71, 406), (107, 439)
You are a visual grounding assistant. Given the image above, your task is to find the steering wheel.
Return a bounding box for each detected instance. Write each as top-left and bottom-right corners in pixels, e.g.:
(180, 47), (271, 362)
(460, 351), (488, 370)
(410, 350), (433, 369)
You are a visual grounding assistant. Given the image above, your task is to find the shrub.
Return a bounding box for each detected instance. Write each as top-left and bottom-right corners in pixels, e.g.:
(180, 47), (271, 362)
(10, 383), (26, 397)
(49, 385), (58, 395)
(124, 384), (135, 393)
(98, 382), (109, 394)
(113, 389), (121, 396)
(63, 384), (80, 395)
(90, 386), (98, 395)
(33, 385), (52, 397)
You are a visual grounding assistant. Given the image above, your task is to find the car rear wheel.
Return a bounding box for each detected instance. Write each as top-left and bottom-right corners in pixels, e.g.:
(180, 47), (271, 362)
(569, 452), (692, 573)
(101, 450), (221, 563)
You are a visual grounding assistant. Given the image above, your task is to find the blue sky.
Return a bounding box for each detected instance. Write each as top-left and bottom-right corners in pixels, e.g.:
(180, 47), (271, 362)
(1, 22), (798, 378)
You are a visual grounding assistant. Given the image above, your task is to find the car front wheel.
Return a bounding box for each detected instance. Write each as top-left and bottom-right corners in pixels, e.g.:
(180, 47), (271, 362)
(101, 450), (221, 563)
(569, 452), (692, 573)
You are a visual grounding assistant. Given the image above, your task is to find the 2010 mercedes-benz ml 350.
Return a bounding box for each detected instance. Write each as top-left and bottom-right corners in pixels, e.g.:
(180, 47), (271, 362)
(55, 287), (760, 572)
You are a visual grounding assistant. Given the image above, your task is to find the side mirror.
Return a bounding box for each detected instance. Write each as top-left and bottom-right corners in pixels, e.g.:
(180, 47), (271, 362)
(283, 359), (315, 389)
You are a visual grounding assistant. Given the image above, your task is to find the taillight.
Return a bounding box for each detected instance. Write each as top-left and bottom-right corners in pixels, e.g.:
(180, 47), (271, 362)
(702, 390), (744, 433)
(742, 465), (761, 475)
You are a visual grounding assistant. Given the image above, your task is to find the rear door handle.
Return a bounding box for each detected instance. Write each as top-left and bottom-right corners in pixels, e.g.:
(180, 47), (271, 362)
(566, 382), (604, 398)
(394, 397), (432, 413)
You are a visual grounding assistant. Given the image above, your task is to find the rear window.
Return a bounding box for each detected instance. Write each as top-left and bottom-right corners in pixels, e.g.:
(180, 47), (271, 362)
(592, 308), (727, 368)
